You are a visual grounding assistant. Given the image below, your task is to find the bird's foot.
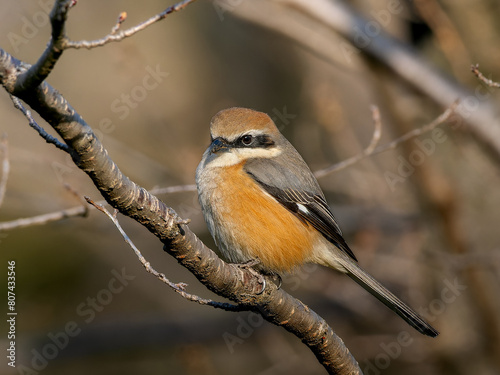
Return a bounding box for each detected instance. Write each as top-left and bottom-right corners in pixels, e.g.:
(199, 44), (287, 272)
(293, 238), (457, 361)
(236, 258), (266, 294)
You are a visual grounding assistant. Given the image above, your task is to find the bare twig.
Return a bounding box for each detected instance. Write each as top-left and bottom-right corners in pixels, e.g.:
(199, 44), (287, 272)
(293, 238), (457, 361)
(85, 197), (244, 312)
(365, 105), (382, 155)
(471, 64), (500, 88)
(0, 183), (197, 232)
(314, 101), (458, 178)
(0, 206), (87, 231)
(110, 12), (128, 35)
(10, 96), (70, 153)
(370, 100), (459, 154)
(12, 0), (197, 92)
(64, 0), (198, 49)
(150, 184), (197, 195)
(0, 134), (9, 207)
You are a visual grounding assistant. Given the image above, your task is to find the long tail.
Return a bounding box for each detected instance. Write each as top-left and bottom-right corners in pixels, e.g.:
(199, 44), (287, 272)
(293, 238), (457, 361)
(339, 260), (439, 337)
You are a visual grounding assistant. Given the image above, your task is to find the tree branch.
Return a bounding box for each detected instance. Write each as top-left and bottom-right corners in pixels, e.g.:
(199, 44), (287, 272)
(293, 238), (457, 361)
(0, 6), (361, 374)
(314, 101), (458, 178)
(471, 64), (500, 88)
(14, 0), (75, 91)
(64, 0), (198, 50)
(0, 184), (197, 232)
(315, 105), (382, 177)
(10, 95), (70, 152)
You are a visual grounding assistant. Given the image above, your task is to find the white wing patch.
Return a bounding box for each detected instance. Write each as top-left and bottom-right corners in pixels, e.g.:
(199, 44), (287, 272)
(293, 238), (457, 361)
(296, 203), (309, 215)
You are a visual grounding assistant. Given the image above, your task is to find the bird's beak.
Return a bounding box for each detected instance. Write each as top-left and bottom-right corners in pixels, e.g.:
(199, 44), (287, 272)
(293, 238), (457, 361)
(209, 137), (229, 154)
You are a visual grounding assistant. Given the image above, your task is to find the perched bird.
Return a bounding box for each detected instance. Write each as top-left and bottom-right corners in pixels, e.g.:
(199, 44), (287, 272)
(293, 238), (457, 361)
(196, 107), (439, 337)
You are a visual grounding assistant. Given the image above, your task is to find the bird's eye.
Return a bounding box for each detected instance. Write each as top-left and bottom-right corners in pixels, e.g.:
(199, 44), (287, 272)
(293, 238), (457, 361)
(241, 134), (253, 146)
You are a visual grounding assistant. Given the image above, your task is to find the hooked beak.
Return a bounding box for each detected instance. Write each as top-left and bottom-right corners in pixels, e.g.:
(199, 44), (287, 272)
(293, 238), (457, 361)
(209, 137), (230, 154)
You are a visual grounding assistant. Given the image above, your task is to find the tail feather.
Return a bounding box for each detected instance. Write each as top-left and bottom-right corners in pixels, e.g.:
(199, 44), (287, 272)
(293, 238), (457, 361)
(340, 260), (439, 337)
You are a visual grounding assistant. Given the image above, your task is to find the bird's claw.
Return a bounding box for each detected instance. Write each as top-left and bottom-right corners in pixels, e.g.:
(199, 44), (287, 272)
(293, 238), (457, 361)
(236, 259), (266, 294)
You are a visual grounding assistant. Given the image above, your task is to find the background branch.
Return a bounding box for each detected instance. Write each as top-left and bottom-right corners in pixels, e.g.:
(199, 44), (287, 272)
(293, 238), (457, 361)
(230, 0), (500, 161)
(63, 0), (198, 50)
(314, 100), (457, 177)
(471, 64), (500, 88)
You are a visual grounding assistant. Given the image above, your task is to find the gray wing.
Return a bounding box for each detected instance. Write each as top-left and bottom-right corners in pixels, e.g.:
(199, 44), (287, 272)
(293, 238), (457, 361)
(244, 149), (357, 262)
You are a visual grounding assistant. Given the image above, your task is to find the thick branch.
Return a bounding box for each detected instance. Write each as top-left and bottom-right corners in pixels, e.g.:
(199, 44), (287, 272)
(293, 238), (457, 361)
(0, 47), (361, 375)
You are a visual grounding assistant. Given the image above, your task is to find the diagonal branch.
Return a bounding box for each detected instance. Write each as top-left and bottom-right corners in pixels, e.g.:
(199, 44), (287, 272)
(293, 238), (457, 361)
(0, 42), (361, 375)
(10, 95), (70, 152)
(471, 64), (500, 88)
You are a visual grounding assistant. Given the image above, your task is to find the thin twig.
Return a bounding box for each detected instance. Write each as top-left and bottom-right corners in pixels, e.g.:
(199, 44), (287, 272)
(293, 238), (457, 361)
(0, 206), (87, 231)
(364, 105), (382, 155)
(110, 12), (127, 35)
(64, 183), (90, 216)
(85, 197), (244, 312)
(370, 100), (459, 154)
(0, 134), (9, 207)
(10, 96), (70, 153)
(0, 183), (197, 232)
(314, 104), (383, 177)
(471, 64), (500, 88)
(314, 101), (459, 178)
(150, 184), (197, 195)
(64, 0), (198, 49)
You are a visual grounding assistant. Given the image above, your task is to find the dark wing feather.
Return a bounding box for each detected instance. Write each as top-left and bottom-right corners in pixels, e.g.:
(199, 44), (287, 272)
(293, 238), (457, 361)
(250, 178), (358, 262)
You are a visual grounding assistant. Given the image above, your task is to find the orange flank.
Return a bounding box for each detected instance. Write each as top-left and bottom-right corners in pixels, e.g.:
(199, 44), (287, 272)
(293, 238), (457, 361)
(212, 162), (316, 273)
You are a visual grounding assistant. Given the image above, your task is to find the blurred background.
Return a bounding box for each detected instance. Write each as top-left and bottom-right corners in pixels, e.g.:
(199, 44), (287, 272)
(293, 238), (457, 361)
(1, 0), (500, 374)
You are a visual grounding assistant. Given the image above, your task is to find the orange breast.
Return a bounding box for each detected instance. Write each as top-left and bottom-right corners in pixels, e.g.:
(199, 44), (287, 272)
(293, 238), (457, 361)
(212, 162), (317, 273)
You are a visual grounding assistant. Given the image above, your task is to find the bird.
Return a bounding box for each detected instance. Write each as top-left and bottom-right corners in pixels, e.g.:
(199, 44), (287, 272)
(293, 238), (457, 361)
(196, 107), (439, 338)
